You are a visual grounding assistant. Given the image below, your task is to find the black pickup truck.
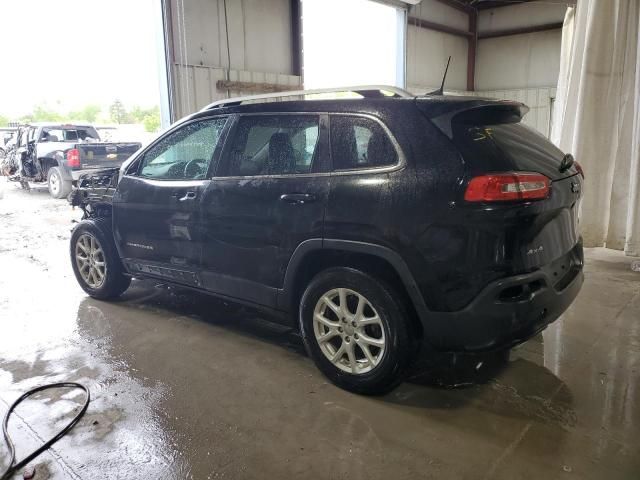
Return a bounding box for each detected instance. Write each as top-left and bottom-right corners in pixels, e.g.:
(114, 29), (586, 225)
(2, 123), (141, 198)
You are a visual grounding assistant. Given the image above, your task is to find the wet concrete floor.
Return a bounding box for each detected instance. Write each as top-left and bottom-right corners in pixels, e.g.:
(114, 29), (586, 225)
(0, 179), (639, 479)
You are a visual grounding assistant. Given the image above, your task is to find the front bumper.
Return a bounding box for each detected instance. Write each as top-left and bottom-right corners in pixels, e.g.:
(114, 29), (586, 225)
(423, 243), (584, 352)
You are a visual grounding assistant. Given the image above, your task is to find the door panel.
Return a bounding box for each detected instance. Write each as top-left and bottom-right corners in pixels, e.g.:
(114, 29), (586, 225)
(114, 176), (207, 274)
(113, 117), (228, 286)
(200, 176), (329, 305)
(199, 114), (329, 307)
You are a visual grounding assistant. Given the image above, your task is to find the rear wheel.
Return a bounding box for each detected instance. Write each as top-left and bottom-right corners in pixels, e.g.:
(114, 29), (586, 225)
(70, 218), (131, 299)
(299, 267), (414, 395)
(48, 167), (71, 198)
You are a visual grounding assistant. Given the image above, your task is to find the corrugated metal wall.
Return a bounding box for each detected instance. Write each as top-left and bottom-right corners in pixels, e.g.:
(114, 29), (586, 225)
(172, 65), (302, 119)
(168, 0), (300, 121)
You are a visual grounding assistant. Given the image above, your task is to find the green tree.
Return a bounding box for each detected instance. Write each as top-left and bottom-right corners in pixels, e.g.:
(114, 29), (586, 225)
(142, 111), (160, 132)
(129, 105), (146, 123)
(23, 104), (63, 123)
(109, 99), (129, 124)
(0, 115), (8, 127)
(69, 104), (101, 123)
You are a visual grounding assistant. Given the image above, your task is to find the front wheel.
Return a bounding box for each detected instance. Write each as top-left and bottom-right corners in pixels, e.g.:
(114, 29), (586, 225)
(48, 167), (72, 198)
(70, 218), (131, 299)
(299, 267), (414, 395)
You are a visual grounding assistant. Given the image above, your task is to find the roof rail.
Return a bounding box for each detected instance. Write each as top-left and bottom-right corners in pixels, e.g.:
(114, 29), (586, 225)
(201, 85), (414, 111)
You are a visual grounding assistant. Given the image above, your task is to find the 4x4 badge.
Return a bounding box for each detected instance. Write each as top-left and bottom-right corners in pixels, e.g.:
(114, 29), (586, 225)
(571, 181), (580, 193)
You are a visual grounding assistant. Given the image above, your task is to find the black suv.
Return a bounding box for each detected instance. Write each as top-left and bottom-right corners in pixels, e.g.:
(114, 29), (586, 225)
(69, 86), (584, 394)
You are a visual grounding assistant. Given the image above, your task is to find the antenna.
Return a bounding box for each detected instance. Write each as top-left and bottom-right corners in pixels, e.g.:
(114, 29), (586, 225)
(425, 56), (452, 96)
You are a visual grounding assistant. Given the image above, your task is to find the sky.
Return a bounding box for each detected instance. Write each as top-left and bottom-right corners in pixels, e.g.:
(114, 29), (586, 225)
(0, 0), (161, 118)
(302, 0), (404, 90)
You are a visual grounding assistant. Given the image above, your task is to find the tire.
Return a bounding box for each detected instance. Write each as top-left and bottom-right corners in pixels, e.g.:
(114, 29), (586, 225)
(48, 167), (72, 199)
(70, 218), (131, 300)
(299, 267), (414, 395)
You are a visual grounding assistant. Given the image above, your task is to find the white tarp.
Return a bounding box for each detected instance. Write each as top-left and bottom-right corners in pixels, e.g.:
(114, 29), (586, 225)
(552, 1), (640, 256)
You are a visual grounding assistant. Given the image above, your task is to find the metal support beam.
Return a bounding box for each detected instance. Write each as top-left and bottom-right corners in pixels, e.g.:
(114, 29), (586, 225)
(160, 0), (175, 125)
(408, 16), (472, 38)
(478, 22), (564, 39)
(290, 0), (302, 76)
(467, 9), (477, 91)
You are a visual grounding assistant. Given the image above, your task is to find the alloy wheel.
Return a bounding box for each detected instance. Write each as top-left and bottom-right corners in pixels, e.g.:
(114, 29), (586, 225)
(75, 233), (107, 289)
(313, 288), (386, 374)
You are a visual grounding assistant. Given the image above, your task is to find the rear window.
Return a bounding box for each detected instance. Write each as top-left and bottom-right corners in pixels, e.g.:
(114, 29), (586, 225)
(220, 115), (320, 176)
(452, 121), (572, 180)
(330, 116), (397, 170)
(40, 127), (99, 143)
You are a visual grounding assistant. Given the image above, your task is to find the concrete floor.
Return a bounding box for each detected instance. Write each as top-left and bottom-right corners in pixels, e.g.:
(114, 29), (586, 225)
(0, 179), (639, 480)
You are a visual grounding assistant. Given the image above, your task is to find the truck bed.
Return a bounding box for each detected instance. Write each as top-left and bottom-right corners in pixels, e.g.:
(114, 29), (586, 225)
(73, 142), (141, 170)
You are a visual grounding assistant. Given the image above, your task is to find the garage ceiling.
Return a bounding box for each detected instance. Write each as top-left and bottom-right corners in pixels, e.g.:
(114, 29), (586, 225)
(441, 0), (576, 11)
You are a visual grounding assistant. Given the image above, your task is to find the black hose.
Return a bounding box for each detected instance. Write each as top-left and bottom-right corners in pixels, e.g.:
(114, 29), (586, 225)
(1, 382), (90, 480)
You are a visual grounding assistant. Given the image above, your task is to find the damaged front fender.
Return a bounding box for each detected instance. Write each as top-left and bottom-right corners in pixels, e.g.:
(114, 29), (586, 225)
(69, 168), (119, 219)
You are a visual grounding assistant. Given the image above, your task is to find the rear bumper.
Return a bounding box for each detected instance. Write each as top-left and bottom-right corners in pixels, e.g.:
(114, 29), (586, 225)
(422, 243), (584, 352)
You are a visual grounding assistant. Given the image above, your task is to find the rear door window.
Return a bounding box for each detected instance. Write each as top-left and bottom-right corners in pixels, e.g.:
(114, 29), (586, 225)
(330, 116), (397, 170)
(219, 115), (320, 176)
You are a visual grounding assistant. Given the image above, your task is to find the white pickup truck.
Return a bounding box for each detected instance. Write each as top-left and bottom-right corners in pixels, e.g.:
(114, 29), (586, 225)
(4, 123), (141, 198)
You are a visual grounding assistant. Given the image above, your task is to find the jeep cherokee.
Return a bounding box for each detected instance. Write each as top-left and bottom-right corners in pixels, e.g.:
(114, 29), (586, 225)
(68, 86), (584, 394)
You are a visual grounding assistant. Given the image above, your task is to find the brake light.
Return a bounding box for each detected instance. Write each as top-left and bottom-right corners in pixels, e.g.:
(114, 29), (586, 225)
(66, 148), (80, 168)
(464, 173), (550, 202)
(575, 161), (584, 178)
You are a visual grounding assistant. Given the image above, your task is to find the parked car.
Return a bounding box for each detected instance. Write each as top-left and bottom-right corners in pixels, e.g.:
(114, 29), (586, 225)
(2, 123), (141, 198)
(0, 128), (18, 175)
(0, 128), (17, 158)
(68, 86), (584, 394)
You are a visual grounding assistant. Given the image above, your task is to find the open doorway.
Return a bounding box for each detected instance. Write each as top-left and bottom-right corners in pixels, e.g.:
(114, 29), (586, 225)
(302, 0), (406, 89)
(0, 0), (164, 142)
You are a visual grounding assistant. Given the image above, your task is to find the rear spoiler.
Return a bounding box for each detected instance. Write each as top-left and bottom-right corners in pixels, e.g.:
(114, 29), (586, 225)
(416, 96), (529, 139)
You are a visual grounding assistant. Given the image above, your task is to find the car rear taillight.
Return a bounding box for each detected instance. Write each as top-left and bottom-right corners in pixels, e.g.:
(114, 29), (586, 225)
(66, 149), (80, 168)
(464, 172), (550, 202)
(575, 161), (584, 178)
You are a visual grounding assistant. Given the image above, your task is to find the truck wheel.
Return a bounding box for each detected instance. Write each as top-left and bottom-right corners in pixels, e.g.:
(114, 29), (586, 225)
(299, 267), (414, 395)
(70, 218), (131, 300)
(48, 167), (72, 199)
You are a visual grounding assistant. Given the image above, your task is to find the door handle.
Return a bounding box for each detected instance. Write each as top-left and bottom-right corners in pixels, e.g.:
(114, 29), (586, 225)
(280, 193), (316, 205)
(175, 191), (197, 201)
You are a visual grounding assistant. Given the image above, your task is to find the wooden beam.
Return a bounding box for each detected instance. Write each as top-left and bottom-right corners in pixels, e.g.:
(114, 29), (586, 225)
(467, 10), (477, 91)
(408, 16), (473, 38)
(216, 80), (297, 93)
(478, 22), (564, 39)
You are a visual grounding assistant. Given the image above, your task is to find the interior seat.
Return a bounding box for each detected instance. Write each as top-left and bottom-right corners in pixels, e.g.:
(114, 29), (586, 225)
(267, 132), (296, 174)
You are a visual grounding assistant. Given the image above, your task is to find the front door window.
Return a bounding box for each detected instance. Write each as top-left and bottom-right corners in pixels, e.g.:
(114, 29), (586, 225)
(139, 118), (227, 180)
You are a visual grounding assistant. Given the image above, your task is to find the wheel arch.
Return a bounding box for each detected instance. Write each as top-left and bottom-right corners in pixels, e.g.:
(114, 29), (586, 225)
(279, 239), (429, 338)
(41, 155), (71, 181)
